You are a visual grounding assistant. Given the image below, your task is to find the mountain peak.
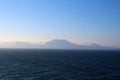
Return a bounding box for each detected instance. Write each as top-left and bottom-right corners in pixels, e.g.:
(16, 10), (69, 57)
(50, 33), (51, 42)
(43, 39), (77, 49)
(46, 39), (71, 44)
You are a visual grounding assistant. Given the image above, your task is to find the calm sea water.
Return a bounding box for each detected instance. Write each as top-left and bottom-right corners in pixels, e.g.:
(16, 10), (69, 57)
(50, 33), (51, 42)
(0, 49), (120, 80)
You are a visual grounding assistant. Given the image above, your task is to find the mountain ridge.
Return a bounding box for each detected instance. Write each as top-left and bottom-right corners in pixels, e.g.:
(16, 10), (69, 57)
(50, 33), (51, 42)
(0, 39), (119, 50)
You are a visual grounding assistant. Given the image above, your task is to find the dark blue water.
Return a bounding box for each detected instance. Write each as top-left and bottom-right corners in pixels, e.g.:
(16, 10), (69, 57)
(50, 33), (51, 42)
(0, 49), (120, 80)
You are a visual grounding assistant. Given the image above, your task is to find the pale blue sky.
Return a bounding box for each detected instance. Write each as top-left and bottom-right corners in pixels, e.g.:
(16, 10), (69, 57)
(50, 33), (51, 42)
(0, 0), (120, 47)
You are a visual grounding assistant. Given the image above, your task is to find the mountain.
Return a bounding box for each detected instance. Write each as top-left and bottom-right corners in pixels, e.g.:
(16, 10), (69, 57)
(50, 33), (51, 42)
(41, 39), (107, 49)
(0, 39), (119, 50)
(41, 39), (81, 49)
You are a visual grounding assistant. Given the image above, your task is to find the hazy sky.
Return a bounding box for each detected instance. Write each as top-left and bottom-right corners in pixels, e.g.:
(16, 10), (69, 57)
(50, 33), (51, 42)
(0, 0), (120, 47)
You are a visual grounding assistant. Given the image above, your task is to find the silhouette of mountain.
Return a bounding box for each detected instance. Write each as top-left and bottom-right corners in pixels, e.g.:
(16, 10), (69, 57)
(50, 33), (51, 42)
(41, 39), (109, 49)
(0, 39), (119, 50)
(41, 39), (81, 49)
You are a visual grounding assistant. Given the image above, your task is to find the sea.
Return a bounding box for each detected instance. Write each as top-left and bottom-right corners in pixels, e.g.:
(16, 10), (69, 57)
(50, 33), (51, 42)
(0, 49), (120, 80)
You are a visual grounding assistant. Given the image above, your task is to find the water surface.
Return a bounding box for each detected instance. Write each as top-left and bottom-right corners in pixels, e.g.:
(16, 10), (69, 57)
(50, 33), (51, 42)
(0, 49), (120, 80)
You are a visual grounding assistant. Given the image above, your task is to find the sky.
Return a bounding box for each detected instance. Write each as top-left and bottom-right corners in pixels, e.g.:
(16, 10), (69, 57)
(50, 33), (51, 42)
(0, 0), (120, 47)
